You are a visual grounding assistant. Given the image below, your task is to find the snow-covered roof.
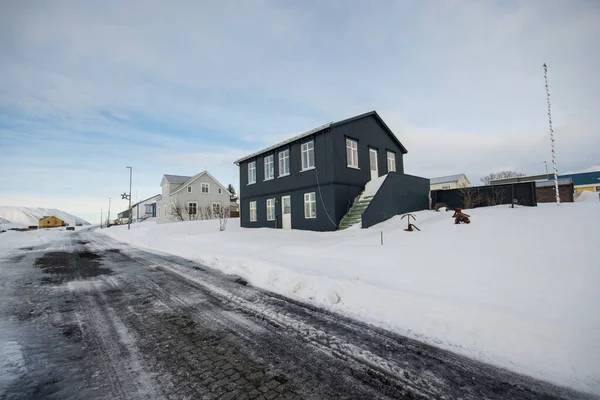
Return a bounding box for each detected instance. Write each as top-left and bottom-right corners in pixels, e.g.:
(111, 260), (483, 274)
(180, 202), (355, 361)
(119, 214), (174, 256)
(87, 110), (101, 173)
(430, 174), (467, 185)
(163, 174), (191, 184)
(562, 165), (600, 175)
(234, 111), (408, 165)
(131, 194), (161, 208)
(535, 178), (572, 187)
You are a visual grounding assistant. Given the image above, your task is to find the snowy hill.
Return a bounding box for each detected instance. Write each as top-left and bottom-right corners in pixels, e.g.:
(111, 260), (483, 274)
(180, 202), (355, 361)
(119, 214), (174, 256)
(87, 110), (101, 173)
(0, 206), (89, 227)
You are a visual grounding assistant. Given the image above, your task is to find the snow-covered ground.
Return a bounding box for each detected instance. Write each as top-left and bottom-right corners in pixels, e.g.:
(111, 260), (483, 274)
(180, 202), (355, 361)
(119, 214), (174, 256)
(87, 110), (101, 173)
(4, 203), (595, 394)
(0, 206), (89, 228)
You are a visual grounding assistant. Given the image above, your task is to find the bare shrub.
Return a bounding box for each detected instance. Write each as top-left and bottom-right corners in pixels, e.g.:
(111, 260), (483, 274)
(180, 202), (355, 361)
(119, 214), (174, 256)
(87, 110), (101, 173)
(171, 202), (186, 221)
(459, 187), (482, 209)
(485, 189), (505, 206)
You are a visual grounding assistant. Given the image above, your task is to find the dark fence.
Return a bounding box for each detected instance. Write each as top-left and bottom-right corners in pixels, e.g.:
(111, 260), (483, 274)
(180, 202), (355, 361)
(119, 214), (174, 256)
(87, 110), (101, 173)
(431, 182), (537, 210)
(362, 173), (430, 228)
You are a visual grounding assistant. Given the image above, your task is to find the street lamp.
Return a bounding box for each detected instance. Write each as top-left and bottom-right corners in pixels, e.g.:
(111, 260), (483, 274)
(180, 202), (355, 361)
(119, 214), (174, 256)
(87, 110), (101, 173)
(126, 166), (132, 230)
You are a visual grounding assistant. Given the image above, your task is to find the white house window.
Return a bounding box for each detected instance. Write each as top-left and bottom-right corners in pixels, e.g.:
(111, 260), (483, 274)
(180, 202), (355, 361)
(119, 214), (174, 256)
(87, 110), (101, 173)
(264, 155), (274, 180)
(387, 151), (396, 172)
(346, 138), (359, 168)
(304, 192), (316, 219)
(201, 182), (210, 194)
(278, 149), (290, 176)
(187, 186), (192, 193)
(188, 202), (197, 215)
(249, 201), (257, 222)
(212, 202), (221, 214)
(266, 198), (275, 221)
(301, 141), (315, 171)
(145, 204), (153, 214)
(248, 161), (256, 184)
(218, 188), (222, 194)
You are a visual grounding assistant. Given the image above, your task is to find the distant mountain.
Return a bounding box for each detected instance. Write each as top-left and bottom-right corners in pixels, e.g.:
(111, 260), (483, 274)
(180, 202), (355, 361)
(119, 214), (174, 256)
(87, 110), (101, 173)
(0, 207), (90, 227)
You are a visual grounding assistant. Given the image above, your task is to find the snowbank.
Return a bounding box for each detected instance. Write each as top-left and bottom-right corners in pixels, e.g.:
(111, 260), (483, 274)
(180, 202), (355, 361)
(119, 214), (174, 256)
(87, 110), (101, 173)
(100, 204), (600, 394)
(0, 206), (89, 227)
(576, 190), (600, 203)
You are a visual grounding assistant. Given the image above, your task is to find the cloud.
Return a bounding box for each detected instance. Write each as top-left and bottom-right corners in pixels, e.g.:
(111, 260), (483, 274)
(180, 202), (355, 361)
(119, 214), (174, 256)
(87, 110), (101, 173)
(0, 0), (598, 217)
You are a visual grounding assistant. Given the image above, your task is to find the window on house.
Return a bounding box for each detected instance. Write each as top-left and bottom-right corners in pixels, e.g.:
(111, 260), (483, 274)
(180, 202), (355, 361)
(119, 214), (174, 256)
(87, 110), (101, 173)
(387, 151), (396, 172)
(188, 202), (198, 215)
(346, 138), (359, 168)
(187, 186), (192, 193)
(145, 204), (153, 214)
(301, 141), (315, 171)
(264, 155), (274, 180)
(248, 161), (256, 184)
(249, 201), (257, 222)
(266, 198), (275, 221)
(212, 202), (221, 214)
(278, 149), (290, 176)
(304, 192), (316, 219)
(201, 182), (210, 194)
(218, 188), (222, 194)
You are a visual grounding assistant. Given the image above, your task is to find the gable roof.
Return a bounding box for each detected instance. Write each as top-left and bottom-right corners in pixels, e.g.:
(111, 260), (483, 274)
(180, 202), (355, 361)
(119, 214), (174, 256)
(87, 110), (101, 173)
(131, 194), (161, 208)
(234, 111), (407, 165)
(430, 174), (469, 185)
(163, 174), (191, 184)
(168, 170), (232, 196)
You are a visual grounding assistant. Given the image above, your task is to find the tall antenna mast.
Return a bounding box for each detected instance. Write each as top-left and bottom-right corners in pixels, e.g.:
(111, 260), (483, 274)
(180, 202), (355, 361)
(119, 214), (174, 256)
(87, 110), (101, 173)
(543, 63), (560, 205)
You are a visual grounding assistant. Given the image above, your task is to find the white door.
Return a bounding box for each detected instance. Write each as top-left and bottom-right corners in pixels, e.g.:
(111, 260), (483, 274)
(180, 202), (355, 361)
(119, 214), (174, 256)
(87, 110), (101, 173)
(369, 148), (379, 180)
(281, 195), (291, 229)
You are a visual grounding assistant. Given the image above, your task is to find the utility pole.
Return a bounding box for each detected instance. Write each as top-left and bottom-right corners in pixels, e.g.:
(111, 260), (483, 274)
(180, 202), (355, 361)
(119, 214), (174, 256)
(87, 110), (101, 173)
(101, 209), (103, 229)
(543, 161), (549, 176)
(543, 63), (560, 205)
(126, 166), (133, 229)
(107, 197), (111, 227)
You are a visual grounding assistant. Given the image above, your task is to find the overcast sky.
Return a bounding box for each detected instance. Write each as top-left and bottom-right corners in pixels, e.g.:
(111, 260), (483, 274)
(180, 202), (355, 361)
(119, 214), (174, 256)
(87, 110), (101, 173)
(1, 0), (598, 223)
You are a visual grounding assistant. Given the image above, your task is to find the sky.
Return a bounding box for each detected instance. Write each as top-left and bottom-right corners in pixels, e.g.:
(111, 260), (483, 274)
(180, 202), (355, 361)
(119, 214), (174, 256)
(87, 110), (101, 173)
(1, 0), (599, 223)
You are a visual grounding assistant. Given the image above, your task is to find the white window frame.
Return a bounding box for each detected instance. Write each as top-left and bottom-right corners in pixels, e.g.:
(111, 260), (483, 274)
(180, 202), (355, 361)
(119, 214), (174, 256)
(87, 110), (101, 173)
(266, 198), (275, 221)
(346, 138), (359, 169)
(187, 186), (192, 193)
(264, 154), (274, 180)
(387, 151), (396, 172)
(249, 201), (257, 222)
(188, 201), (198, 215)
(212, 202), (221, 214)
(278, 149), (290, 177)
(301, 141), (315, 171)
(218, 188), (222, 194)
(304, 192), (316, 219)
(201, 182), (210, 194)
(248, 161), (256, 185)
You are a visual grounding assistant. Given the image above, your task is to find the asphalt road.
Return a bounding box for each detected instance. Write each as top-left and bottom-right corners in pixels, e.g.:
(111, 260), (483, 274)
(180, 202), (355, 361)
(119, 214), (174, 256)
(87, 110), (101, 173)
(0, 230), (594, 400)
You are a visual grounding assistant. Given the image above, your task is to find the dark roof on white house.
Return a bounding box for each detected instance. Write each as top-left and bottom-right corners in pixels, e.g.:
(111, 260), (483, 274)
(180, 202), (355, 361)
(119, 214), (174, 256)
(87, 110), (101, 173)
(163, 174), (191, 184)
(234, 111), (408, 165)
(430, 174), (468, 185)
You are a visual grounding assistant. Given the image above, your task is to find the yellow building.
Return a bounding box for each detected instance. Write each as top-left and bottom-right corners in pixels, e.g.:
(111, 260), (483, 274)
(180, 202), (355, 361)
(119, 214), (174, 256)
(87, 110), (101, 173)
(39, 216), (65, 228)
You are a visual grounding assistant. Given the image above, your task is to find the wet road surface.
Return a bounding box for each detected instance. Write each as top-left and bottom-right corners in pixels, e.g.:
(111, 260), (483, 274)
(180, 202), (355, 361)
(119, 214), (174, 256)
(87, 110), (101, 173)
(0, 230), (594, 399)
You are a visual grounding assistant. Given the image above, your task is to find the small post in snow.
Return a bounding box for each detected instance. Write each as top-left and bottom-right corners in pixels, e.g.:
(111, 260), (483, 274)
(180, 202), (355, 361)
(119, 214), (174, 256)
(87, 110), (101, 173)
(381, 231), (383, 246)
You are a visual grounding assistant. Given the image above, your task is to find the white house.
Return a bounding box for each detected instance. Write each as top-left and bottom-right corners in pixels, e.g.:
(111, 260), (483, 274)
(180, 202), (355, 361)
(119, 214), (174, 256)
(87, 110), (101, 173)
(156, 171), (232, 224)
(430, 174), (470, 191)
(130, 194), (161, 223)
